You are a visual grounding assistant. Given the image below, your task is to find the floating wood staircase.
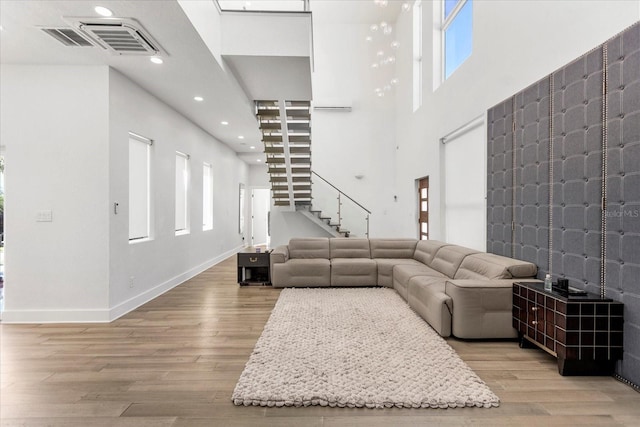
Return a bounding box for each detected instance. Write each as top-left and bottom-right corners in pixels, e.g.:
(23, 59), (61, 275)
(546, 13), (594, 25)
(256, 100), (368, 237)
(257, 100), (312, 207)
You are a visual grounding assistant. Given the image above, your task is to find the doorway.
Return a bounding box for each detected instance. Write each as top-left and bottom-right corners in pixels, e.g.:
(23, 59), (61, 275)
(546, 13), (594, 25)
(251, 188), (271, 247)
(0, 154), (4, 314)
(418, 177), (429, 240)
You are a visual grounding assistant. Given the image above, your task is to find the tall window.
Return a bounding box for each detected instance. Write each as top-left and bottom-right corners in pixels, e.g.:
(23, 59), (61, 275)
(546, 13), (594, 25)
(412, 0), (423, 112)
(202, 162), (213, 231)
(129, 133), (152, 241)
(443, 0), (473, 80)
(175, 151), (190, 234)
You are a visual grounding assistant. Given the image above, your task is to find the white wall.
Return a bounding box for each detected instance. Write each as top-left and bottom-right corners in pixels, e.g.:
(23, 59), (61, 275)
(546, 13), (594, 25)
(311, 22), (400, 237)
(108, 68), (248, 318)
(391, 1), (640, 242)
(269, 207), (334, 248)
(0, 65), (110, 321)
(178, 0), (223, 64)
(221, 13), (312, 57)
(248, 164), (270, 188)
(0, 64), (249, 322)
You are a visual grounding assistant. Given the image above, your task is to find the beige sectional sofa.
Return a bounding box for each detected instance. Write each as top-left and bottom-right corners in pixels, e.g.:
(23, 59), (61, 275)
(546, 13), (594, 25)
(270, 237), (538, 339)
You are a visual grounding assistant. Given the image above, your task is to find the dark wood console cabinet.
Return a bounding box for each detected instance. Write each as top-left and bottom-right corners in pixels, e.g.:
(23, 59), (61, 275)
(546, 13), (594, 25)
(237, 252), (271, 286)
(513, 282), (623, 376)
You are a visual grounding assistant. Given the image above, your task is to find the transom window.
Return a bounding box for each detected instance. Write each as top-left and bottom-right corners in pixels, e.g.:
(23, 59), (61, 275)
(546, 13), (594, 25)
(443, 0), (473, 80)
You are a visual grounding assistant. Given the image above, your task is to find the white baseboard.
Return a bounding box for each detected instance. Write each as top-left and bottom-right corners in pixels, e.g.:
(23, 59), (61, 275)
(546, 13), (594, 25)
(0, 245), (244, 324)
(0, 308), (111, 323)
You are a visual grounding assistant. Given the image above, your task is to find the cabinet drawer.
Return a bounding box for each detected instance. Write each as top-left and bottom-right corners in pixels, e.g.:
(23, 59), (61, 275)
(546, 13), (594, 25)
(238, 253), (270, 267)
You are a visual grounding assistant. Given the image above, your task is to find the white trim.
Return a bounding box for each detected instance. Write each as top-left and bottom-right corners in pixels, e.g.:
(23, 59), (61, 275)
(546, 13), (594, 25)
(0, 309), (111, 323)
(440, 114), (484, 144)
(442, 0), (468, 31)
(0, 245), (244, 324)
(128, 131), (153, 145)
(176, 150), (190, 159)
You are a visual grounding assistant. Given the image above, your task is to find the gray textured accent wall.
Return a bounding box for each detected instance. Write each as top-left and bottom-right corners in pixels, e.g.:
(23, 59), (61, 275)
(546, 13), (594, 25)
(486, 98), (514, 256)
(551, 47), (604, 295)
(605, 25), (640, 386)
(486, 22), (640, 387)
(514, 78), (551, 273)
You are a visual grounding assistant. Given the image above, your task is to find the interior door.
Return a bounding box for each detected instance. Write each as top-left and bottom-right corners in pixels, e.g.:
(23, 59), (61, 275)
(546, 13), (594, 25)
(251, 188), (270, 247)
(418, 177), (429, 240)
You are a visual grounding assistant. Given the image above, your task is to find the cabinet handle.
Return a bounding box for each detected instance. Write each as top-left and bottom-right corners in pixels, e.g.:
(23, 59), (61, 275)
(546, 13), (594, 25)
(250, 257), (258, 262)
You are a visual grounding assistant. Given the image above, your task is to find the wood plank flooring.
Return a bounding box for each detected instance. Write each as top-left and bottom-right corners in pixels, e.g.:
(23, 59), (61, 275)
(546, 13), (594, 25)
(1, 254), (639, 426)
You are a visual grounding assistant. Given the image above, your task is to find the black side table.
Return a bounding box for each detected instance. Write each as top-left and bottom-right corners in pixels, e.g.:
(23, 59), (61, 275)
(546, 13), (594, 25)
(237, 251), (271, 286)
(513, 281), (623, 375)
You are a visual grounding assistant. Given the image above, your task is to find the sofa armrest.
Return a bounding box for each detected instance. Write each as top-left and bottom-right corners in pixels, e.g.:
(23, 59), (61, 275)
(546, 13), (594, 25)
(271, 245), (289, 264)
(445, 279), (524, 339)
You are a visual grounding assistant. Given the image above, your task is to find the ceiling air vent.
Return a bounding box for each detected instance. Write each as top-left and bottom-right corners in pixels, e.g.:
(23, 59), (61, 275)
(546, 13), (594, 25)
(77, 21), (159, 55)
(41, 27), (94, 47)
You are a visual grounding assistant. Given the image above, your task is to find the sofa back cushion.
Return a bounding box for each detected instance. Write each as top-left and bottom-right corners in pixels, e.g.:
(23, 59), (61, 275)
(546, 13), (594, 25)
(454, 253), (511, 280)
(429, 245), (479, 278)
(330, 238), (371, 258)
(413, 240), (451, 265)
(369, 239), (417, 258)
(288, 238), (330, 259)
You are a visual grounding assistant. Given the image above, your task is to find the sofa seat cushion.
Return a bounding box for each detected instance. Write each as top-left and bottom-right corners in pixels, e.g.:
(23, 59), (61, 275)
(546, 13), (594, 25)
(445, 279), (518, 339)
(407, 277), (452, 337)
(331, 258), (377, 287)
(369, 239), (417, 258)
(271, 258), (330, 288)
(392, 264), (446, 300)
(375, 258), (424, 287)
(454, 253), (538, 280)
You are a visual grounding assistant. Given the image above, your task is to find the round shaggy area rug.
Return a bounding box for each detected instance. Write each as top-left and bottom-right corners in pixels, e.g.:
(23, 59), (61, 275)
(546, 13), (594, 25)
(232, 287), (500, 409)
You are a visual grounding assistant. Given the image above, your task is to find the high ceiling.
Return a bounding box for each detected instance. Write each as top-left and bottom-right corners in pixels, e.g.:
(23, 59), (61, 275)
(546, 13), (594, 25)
(0, 0), (404, 164)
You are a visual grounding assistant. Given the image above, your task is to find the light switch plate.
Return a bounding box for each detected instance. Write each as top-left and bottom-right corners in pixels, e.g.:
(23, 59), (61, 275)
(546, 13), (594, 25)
(36, 210), (53, 222)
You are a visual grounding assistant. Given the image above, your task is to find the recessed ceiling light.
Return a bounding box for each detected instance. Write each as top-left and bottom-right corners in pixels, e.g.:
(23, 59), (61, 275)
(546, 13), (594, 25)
(238, 135), (244, 140)
(194, 96), (204, 102)
(256, 159), (262, 162)
(150, 57), (163, 64)
(94, 6), (113, 17)
(250, 146), (256, 150)
(221, 121), (229, 125)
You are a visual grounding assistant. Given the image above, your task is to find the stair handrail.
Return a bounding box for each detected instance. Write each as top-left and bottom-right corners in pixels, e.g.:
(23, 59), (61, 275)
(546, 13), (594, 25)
(312, 171), (371, 215)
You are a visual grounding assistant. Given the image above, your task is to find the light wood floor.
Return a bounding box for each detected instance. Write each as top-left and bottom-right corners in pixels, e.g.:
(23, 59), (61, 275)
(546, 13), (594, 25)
(1, 254), (639, 427)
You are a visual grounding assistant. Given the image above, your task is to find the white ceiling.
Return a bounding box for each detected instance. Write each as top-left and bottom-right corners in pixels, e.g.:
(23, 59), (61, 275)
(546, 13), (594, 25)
(0, 0), (404, 165)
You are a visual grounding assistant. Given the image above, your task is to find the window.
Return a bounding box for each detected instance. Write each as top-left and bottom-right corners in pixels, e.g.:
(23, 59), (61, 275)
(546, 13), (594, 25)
(412, 0), (423, 112)
(129, 133), (152, 241)
(443, 0), (472, 80)
(238, 183), (245, 235)
(443, 119), (485, 250)
(175, 151), (190, 234)
(203, 162), (213, 231)
(418, 177), (429, 241)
